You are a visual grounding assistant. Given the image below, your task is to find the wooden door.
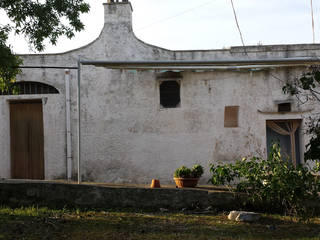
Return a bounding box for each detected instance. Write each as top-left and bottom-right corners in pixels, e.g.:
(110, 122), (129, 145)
(10, 100), (44, 179)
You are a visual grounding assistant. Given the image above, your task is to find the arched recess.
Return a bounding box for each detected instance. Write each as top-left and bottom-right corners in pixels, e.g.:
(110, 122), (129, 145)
(0, 81), (59, 95)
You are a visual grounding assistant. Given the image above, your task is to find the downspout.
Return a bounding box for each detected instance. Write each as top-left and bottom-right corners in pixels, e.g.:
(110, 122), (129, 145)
(77, 58), (81, 184)
(65, 69), (72, 180)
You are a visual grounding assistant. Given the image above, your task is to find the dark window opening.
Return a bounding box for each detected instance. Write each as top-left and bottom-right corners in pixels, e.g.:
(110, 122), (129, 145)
(0, 81), (59, 95)
(278, 103), (291, 112)
(160, 81), (180, 108)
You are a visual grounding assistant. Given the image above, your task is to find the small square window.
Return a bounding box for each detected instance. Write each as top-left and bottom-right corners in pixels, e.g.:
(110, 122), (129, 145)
(278, 103), (291, 112)
(159, 81), (180, 108)
(224, 106), (239, 128)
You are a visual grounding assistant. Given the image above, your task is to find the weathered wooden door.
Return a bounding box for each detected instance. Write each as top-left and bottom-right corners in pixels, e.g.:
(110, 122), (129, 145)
(10, 100), (44, 179)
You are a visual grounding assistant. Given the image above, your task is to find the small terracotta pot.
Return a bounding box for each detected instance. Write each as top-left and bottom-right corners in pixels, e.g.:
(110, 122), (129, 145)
(150, 179), (161, 188)
(174, 178), (199, 188)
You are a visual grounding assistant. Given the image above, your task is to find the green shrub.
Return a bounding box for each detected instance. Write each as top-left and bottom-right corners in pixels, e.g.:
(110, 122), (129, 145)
(174, 166), (192, 178)
(174, 164), (204, 178)
(191, 164), (204, 178)
(209, 143), (320, 217)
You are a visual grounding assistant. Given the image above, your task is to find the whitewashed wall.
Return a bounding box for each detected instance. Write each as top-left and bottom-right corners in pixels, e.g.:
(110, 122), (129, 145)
(0, 1), (319, 183)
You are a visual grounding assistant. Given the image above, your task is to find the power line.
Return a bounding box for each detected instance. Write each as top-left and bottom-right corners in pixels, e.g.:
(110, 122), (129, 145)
(230, 0), (247, 55)
(135, 0), (216, 32)
(310, 0), (315, 43)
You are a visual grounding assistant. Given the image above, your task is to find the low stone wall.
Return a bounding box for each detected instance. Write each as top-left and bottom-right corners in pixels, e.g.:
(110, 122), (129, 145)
(0, 181), (242, 211)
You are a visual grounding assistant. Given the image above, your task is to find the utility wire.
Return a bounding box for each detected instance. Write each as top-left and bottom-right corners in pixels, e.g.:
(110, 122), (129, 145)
(310, 0), (315, 43)
(230, 0), (247, 55)
(135, 0), (216, 32)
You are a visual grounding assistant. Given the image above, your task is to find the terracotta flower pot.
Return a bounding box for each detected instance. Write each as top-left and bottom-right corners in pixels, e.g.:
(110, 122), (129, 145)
(174, 177), (199, 188)
(150, 179), (161, 188)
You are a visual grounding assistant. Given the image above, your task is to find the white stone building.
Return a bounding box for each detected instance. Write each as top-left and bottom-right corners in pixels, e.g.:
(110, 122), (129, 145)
(1, 0), (319, 183)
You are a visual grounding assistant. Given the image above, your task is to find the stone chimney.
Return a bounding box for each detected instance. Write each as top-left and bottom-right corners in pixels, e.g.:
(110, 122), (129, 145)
(103, 0), (133, 31)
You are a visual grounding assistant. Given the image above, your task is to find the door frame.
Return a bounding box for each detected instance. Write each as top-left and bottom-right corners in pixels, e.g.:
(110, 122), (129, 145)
(266, 118), (303, 165)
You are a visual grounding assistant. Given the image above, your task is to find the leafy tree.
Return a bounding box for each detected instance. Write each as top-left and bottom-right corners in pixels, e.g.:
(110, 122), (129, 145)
(0, 26), (21, 93)
(283, 66), (320, 162)
(0, 0), (90, 92)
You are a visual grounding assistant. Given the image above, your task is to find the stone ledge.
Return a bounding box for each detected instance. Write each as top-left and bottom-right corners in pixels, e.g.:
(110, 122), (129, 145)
(0, 181), (241, 211)
(1, 181), (319, 213)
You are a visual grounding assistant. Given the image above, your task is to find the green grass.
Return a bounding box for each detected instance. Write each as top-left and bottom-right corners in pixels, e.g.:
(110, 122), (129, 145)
(0, 206), (320, 240)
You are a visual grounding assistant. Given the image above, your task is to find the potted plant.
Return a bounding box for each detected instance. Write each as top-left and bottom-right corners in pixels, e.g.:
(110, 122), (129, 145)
(173, 164), (204, 188)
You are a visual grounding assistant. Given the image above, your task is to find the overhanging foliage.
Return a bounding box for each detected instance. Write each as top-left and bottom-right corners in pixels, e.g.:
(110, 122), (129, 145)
(0, 0), (90, 88)
(283, 65), (320, 162)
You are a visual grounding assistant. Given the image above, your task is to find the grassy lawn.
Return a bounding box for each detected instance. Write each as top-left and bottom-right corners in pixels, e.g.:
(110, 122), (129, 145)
(0, 207), (320, 240)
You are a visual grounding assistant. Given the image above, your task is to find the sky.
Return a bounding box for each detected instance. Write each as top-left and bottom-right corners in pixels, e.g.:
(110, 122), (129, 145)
(1, 0), (320, 54)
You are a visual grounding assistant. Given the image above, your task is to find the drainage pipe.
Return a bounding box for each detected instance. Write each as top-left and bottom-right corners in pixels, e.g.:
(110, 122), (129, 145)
(17, 66), (78, 69)
(65, 69), (72, 180)
(80, 57), (320, 68)
(77, 59), (81, 184)
(76, 64), (318, 71)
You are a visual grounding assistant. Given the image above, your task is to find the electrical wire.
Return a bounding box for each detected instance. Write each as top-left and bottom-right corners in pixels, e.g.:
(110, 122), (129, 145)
(310, 0), (315, 43)
(135, 0), (216, 32)
(230, 0), (247, 55)
(270, 1), (315, 87)
(134, 0), (298, 87)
